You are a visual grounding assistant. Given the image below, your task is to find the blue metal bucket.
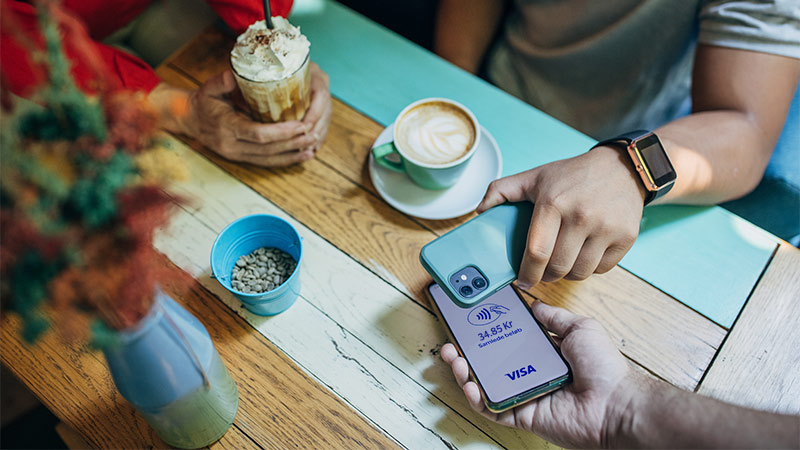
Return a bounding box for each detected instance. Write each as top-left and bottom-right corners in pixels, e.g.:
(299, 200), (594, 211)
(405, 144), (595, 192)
(210, 214), (303, 316)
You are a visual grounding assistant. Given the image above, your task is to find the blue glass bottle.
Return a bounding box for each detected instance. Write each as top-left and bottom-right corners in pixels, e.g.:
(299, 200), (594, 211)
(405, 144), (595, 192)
(101, 289), (238, 448)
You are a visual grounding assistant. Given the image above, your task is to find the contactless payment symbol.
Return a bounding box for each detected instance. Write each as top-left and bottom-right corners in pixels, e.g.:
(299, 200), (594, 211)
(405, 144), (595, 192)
(467, 303), (510, 326)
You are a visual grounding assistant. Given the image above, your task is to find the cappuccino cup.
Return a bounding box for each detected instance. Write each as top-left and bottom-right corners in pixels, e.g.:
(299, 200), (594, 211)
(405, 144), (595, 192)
(372, 98), (480, 190)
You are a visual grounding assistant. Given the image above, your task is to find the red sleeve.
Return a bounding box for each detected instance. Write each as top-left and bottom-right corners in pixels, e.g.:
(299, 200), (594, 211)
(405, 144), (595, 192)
(62, 0), (153, 40)
(206, 0), (294, 35)
(1, 1), (160, 97)
(95, 44), (162, 93)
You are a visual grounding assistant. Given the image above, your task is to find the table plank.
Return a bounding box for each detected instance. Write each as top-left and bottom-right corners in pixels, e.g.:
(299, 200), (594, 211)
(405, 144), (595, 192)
(162, 28), (472, 235)
(1, 267), (399, 449)
(1, 315), (168, 449)
(292, 2), (779, 329)
(155, 63), (726, 391)
(154, 135), (554, 449)
(697, 243), (800, 414)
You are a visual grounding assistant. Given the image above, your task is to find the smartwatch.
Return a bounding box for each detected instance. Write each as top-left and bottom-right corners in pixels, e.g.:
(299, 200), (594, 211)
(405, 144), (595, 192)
(592, 130), (676, 206)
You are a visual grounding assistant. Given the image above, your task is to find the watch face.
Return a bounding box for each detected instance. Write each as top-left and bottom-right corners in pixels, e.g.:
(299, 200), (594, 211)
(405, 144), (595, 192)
(636, 134), (676, 188)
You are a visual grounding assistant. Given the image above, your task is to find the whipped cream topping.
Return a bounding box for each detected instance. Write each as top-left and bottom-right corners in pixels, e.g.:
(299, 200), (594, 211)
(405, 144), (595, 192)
(396, 104), (476, 165)
(230, 17), (310, 82)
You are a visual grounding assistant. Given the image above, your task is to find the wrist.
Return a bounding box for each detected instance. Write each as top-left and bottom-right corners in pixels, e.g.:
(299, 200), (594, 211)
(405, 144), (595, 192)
(589, 145), (648, 206)
(602, 372), (653, 448)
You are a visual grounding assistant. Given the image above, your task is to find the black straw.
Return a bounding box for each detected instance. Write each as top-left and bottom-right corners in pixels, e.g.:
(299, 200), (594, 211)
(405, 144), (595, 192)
(262, 0), (274, 28)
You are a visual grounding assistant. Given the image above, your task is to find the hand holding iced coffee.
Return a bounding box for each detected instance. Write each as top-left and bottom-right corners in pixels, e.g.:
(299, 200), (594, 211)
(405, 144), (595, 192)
(231, 17), (312, 123)
(149, 15), (330, 168)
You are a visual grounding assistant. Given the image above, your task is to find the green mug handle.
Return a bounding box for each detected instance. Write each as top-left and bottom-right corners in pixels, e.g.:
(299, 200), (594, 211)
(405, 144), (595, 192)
(372, 142), (405, 173)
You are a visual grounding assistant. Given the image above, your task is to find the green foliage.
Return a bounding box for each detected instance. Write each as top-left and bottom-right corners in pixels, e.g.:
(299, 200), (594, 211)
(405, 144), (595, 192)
(8, 251), (64, 342)
(1, 2), (177, 343)
(89, 320), (120, 349)
(17, 90), (106, 141)
(65, 151), (135, 228)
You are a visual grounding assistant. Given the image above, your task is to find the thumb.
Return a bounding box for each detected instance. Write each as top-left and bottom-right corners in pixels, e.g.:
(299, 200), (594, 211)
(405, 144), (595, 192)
(531, 300), (582, 337)
(476, 169), (536, 213)
(200, 70), (237, 98)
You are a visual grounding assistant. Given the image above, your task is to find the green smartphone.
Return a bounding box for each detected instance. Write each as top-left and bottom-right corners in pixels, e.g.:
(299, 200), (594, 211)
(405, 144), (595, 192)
(427, 282), (570, 413)
(420, 202), (532, 306)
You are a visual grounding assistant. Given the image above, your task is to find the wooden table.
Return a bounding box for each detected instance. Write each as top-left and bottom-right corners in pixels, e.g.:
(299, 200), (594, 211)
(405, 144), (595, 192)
(3, 25), (799, 449)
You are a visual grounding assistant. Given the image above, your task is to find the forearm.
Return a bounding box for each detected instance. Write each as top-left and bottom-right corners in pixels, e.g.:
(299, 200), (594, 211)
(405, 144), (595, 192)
(434, 0), (505, 73)
(608, 375), (800, 448)
(654, 110), (774, 205)
(654, 46), (800, 206)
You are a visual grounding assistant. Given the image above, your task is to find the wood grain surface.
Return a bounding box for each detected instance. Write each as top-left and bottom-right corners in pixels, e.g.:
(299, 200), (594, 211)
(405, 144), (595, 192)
(1, 264), (399, 449)
(156, 48), (726, 391)
(6, 24), (798, 450)
(153, 135), (556, 449)
(697, 243), (800, 414)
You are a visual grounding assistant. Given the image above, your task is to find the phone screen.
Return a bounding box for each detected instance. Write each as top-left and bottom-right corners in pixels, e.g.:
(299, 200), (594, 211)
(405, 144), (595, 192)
(429, 283), (569, 405)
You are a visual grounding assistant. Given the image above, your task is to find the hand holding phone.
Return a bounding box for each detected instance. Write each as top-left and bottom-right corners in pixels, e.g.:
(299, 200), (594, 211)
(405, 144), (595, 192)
(440, 299), (634, 449)
(428, 282), (570, 413)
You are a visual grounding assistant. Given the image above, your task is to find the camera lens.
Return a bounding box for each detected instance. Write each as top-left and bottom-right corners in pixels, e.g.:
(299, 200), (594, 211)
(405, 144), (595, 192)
(472, 277), (487, 289)
(460, 285), (474, 297)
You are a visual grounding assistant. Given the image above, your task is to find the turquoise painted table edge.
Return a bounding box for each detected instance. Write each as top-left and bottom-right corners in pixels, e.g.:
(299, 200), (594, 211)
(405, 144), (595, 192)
(291, 0), (778, 328)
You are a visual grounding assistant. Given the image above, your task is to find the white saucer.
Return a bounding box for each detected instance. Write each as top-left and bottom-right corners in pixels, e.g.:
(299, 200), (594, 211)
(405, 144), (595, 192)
(368, 124), (502, 220)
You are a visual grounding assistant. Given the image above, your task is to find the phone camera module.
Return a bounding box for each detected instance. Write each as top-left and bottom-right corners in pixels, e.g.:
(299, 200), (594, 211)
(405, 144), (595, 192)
(450, 265), (488, 301)
(472, 277), (486, 289)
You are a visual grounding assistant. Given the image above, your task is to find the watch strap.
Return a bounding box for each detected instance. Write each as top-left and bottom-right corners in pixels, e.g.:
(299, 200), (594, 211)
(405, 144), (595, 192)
(591, 130), (668, 206)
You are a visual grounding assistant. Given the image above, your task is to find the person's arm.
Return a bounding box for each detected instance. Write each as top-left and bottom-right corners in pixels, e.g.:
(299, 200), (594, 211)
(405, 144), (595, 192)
(607, 373), (799, 448)
(442, 301), (800, 449)
(1, 1), (161, 96)
(653, 45), (800, 204)
(434, 0), (506, 73)
(204, 0), (293, 34)
(477, 46), (800, 289)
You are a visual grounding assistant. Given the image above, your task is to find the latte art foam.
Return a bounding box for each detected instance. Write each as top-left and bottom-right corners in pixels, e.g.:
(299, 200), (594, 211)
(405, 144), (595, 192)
(396, 102), (476, 165)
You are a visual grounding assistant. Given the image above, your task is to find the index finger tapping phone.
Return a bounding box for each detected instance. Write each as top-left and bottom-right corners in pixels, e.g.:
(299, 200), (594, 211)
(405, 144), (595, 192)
(428, 282), (570, 413)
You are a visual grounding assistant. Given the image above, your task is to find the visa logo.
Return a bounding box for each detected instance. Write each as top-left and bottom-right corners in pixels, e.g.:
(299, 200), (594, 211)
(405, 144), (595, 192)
(505, 364), (536, 381)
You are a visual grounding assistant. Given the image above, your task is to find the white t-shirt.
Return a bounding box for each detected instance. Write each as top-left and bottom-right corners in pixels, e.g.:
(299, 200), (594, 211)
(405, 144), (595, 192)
(488, 0), (800, 139)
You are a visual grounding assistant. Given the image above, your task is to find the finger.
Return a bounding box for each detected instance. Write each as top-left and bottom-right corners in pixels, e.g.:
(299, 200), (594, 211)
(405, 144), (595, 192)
(311, 112), (331, 150)
(440, 343), (459, 364)
(518, 203), (561, 289)
(200, 70), (237, 98)
(463, 382), (504, 424)
(463, 382), (484, 411)
(230, 116), (310, 144)
(476, 169), (535, 213)
(308, 99), (332, 147)
(542, 224), (587, 283)
(227, 132), (317, 157)
(302, 74), (330, 126)
(308, 61), (329, 88)
(595, 242), (630, 274)
(531, 300), (582, 337)
(451, 356), (471, 387)
(565, 237), (606, 280)
(235, 149), (314, 167)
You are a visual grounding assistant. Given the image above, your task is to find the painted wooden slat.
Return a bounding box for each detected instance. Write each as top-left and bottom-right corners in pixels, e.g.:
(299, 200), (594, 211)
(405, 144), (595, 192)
(155, 136), (556, 449)
(165, 19), (777, 329)
(697, 243), (800, 414)
(149, 66), (725, 389)
(1, 270), (400, 449)
(1, 313), (172, 449)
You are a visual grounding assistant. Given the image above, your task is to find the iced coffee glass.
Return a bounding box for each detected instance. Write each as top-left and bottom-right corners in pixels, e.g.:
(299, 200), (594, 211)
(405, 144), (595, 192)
(230, 17), (312, 123)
